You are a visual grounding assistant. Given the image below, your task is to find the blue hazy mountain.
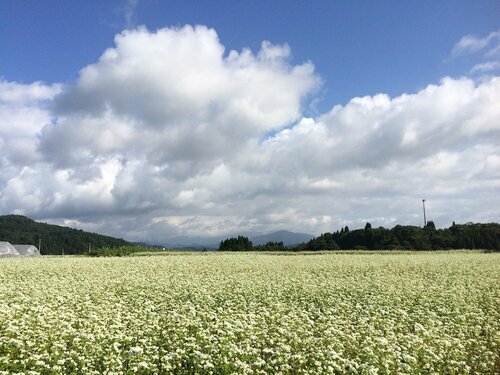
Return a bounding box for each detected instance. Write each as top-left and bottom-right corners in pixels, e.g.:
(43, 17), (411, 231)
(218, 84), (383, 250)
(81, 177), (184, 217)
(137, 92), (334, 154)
(153, 230), (315, 249)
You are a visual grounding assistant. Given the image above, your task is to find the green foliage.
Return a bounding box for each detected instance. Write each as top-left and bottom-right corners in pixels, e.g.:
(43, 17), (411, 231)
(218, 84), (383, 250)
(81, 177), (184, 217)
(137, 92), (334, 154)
(218, 222), (500, 252)
(218, 236), (253, 251)
(314, 222), (500, 251)
(303, 233), (340, 251)
(254, 241), (286, 251)
(450, 222), (500, 250)
(0, 215), (130, 255)
(425, 220), (436, 230)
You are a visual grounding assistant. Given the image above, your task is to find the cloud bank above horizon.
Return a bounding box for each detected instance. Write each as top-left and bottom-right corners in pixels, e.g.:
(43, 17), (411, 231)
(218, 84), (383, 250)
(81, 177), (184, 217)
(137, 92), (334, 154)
(1, 25), (499, 242)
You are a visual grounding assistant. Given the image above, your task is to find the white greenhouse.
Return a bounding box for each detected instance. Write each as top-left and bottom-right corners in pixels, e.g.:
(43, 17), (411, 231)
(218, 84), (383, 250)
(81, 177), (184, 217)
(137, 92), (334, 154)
(13, 244), (41, 257)
(0, 241), (19, 257)
(0, 241), (40, 257)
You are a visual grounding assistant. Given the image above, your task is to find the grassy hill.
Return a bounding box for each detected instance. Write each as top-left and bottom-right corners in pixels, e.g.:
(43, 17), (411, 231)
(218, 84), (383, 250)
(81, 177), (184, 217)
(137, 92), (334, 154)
(0, 215), (130, 255)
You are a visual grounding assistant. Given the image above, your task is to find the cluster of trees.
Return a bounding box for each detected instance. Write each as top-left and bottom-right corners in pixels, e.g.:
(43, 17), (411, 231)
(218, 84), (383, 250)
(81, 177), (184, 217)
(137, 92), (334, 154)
(218, 236), (286, 252)
(299, 222), (500, 251)
(219, 222), (500, 252)
(255, 241), (286, 251)
(218, 236), (253, 251)
(0, 215), (130, 255)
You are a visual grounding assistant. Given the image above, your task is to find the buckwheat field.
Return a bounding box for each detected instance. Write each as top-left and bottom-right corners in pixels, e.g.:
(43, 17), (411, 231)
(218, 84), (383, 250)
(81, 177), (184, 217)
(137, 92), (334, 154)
(0, 252), (498, 374)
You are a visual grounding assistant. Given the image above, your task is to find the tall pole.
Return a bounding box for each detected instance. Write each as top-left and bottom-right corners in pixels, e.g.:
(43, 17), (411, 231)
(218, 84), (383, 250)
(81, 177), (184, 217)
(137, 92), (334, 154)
(422, 199), (427, 227)
(38, 238), (41, 253)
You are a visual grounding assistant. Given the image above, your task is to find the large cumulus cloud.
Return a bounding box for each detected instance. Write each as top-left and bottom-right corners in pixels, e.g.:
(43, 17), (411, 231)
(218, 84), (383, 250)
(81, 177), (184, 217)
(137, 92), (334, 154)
(43, 26), (318, 167)
(1, 25), (499, 241)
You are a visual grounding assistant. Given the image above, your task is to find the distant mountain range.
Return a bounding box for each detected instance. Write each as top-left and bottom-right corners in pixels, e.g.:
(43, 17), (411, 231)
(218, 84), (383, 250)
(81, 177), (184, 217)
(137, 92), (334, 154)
(0, 215), (314, 253)
(153, 230), (314, 249)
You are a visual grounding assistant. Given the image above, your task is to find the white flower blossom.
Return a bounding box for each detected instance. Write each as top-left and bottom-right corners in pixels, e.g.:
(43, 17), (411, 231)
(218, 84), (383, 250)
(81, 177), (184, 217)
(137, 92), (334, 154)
(0, 252), (497, 373)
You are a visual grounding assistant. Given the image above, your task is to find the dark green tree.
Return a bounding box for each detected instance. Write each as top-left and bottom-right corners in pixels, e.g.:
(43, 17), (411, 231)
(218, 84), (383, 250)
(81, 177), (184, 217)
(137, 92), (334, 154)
(425, 221), (436, 230)
(304, 233), (340, 250)
(254, 241), (286, 251)
(218, 236), (253, 251)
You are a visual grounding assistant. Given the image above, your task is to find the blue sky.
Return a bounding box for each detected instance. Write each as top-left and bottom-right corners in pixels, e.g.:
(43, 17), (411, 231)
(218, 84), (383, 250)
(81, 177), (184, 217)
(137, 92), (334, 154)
(1, 1), (499, 242)
(2, 1), (499, 109)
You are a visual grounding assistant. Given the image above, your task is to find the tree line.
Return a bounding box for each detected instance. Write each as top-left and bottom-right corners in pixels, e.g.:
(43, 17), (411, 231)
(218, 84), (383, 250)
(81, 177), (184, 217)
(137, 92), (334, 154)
(2, 215), (498, 254)
(219, 222), (500, 251)
(218, 236), (287, 252)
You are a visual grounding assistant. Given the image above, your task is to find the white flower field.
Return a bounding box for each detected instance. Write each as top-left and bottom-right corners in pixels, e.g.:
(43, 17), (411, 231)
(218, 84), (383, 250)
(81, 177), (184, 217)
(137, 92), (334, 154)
(0, 252), (498, 374)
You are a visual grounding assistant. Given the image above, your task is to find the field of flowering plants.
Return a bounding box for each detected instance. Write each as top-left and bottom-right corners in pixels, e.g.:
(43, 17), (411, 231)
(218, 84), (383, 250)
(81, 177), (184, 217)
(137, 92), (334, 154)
(0, 251), (498, 374)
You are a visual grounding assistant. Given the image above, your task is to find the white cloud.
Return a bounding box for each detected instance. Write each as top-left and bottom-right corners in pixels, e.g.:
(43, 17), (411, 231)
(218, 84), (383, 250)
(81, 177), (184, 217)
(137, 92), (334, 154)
(0, 80), (61, 192)
(123, 0), (139, 29)
(0, 80), (62, 105)
(470, 61), (500, 74)
(262, 77), (500, 172)
(0, 26), (499, 242)
(452, 30), (500, 56)
(0, 81), (61, 143)
(453, 30), (500, 79)
(49, 26), (318, 169)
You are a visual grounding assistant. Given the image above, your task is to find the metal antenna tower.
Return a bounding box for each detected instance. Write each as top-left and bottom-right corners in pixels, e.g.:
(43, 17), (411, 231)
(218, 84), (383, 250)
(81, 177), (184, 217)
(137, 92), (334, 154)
(422, 199), (427, 227)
